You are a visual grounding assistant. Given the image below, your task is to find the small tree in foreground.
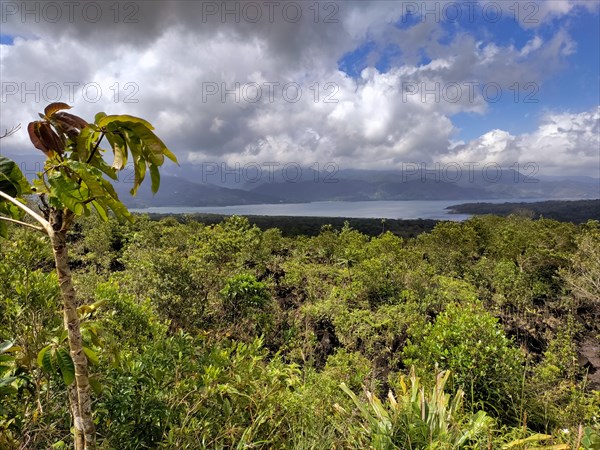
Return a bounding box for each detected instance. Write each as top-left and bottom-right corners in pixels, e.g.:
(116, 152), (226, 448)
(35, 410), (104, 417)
(0, 103), (178, 449)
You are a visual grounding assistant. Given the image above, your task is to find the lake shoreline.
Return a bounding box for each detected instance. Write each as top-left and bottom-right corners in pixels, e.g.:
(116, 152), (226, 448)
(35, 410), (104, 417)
(445, 199), (599, 223)
(130, 198), (590, 221)
(132, 198), (597, 237)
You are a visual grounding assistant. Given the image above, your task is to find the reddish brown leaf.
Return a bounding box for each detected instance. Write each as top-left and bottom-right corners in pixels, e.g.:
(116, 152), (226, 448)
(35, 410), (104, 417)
(38, 122), (65, 154)
(53, 112), (88, 140)
(27, 121), (51, 155)
(53, 121), (79, 141)
(44, 102), (72, 118)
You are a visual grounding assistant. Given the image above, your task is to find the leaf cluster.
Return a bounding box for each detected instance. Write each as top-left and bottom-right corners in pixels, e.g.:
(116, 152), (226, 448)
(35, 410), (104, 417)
(25, 103), (178, 223)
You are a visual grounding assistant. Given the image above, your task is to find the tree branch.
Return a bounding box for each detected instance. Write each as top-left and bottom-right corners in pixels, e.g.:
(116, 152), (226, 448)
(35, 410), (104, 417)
(86, 131), (105, 164)
(0, 124), (21, 139)
(0, 215), (46, 233)
(0, 191), (50, 234)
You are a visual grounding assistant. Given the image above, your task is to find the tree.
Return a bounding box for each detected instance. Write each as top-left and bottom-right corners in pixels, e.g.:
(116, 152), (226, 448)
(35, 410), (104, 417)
(0, 103), (177, 450)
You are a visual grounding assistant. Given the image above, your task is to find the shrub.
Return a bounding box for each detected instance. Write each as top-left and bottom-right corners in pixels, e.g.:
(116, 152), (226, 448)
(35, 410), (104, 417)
(403, 301), (525, 422)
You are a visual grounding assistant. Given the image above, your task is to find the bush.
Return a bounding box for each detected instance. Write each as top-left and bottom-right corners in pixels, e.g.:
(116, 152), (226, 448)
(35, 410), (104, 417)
(403, 301), (525, 422)
(219, 273), (274, 338)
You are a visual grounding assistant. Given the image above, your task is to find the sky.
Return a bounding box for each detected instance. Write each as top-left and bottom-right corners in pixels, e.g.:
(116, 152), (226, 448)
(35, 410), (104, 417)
(0, 0), (599, 177)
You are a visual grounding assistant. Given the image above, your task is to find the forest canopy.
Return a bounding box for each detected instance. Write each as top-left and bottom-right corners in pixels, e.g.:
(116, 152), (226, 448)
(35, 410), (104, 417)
(1, 212), (599, 448)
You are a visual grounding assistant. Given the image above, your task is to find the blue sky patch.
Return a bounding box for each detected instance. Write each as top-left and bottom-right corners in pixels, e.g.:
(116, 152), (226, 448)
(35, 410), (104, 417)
(0, 35), (14, 45)
(337, 3), (599, 142)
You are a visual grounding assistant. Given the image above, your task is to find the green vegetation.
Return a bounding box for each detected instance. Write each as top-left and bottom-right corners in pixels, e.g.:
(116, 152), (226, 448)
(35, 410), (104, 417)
(1, 211), (599, 449)
(1, 103), (176, 450)
(146, 212), (439, 238)
(447, 199), (600, 223)
(1, 103), (599, 449)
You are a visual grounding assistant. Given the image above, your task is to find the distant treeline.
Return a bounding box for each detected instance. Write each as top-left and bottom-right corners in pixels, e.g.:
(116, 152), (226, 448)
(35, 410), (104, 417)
(447, 199), (600, 223)
(143, 213), (439, 238)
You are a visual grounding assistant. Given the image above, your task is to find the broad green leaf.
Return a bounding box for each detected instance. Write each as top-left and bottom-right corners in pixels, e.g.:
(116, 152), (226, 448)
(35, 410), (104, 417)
(88, 328), (103, 348)
(56, 348), (75, 385)
(76, 126), (99, 162)
(58, 328), (69, 344)
(68, 161), (133, 222)
(0, 365), (11, 379)
(98, 176), (120, 200)
(88, 375), (102, 395)
(122, 130), (145, 195)
(63, 160), (132, 222)
(134, 156), (147, 196)
(117, 120), (177, 167)
(66, 161), (108, 199)
(94, 112), (107, 123)
(103, 195), (133, 223)
(105, 131), (128, 170)
(37, 345), (54, 373)
(89, 155), (118, 181)
(0, 202), (24, 223)
(149, 163), (160, 194)
(0, 155), (31, 198)
(161, 146), (178, 164)
(47, 172), (86, 215)
(124, 122), (165, 166)
(97, 114), (154, 130)
(91, 200), (109, 222)
(83, 347), (99, 365)
(128, 152), (147, 196)
(4, 346), (20, 354)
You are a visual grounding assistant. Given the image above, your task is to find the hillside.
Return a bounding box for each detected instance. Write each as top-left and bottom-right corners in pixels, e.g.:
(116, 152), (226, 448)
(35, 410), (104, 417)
(2, 214), (599, 448)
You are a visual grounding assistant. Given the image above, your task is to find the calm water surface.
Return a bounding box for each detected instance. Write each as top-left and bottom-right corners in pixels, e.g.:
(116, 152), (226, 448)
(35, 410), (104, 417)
(131, 198), (563, 221)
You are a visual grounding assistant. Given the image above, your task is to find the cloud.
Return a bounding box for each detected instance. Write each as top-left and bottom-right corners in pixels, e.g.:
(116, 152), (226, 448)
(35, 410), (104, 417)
(518, 0), (600, 28)
(442, 107), (600, 176)
(0, 1), (596, 177)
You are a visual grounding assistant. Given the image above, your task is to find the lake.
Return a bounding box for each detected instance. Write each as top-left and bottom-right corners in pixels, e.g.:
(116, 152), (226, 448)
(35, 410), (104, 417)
(130, 198), (562, 221)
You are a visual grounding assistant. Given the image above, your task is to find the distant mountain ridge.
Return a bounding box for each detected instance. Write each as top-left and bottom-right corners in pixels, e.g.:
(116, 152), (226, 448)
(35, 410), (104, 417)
(113, 175), (281, 208)
(4, 154), (599, 207)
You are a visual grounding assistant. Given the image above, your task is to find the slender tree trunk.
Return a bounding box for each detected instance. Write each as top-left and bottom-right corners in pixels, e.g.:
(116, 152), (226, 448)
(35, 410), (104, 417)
(50, 220), (96, 449)
(68, 383), (85, 449)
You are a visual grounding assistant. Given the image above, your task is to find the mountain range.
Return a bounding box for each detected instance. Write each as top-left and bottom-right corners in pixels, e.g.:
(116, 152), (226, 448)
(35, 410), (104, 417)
(4, 154), (599, 208)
